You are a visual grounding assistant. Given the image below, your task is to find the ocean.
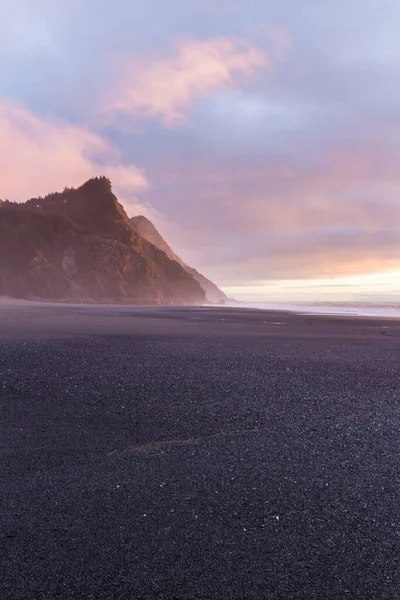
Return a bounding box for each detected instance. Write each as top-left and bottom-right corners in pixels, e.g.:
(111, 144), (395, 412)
(230, 302), (400, 319)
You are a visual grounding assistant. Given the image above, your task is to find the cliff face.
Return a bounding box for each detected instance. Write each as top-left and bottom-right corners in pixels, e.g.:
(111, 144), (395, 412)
(0, 178), (206, 305)
(131, 215), (182, 264)
(131, 215), (228, 304)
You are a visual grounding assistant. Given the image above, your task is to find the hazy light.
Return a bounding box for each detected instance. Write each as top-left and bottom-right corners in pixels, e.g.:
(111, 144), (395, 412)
(223, 270), (400, 302)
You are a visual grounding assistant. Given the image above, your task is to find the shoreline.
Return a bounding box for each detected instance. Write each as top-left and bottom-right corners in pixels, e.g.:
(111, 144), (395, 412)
(0, 298), (399, 342)
(2, 294), (400, 319)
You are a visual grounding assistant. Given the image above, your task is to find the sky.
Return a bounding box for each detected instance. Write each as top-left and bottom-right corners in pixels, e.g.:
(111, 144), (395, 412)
(1, 0), (400, 302)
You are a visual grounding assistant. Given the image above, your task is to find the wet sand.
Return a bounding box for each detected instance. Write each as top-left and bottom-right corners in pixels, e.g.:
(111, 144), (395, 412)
(1, 299), (400, 599)
(0, 297), (399, 341)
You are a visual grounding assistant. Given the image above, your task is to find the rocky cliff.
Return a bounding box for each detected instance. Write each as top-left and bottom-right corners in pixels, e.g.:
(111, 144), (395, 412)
(131, 215), (228, 304)
(0, 177), (206, 305)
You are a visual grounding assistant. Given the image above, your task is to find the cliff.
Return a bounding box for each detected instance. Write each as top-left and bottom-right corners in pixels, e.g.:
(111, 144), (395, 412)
(0, 178), (206, 305)
(131, 215), (228, 304)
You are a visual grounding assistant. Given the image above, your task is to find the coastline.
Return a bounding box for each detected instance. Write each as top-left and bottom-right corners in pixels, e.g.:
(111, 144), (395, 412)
(0, 298), (400, 341)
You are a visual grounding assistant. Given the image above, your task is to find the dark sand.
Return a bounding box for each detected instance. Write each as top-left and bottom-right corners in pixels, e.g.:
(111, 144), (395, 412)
(1, 299), (400, 599)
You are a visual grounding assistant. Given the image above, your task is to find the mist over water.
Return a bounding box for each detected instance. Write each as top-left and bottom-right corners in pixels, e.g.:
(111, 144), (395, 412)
(2, 296), (400, 319)
(230, 301), (400, 319)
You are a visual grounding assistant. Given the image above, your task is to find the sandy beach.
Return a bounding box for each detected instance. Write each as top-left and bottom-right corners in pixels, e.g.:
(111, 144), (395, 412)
(1, 299), (400, 599)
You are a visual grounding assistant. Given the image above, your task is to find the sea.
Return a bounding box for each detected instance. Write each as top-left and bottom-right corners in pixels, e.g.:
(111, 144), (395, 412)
(229, 302), (400, 319)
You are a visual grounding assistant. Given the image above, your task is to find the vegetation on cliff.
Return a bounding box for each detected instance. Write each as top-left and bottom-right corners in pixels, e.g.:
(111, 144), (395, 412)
(0, 177), (206, 305)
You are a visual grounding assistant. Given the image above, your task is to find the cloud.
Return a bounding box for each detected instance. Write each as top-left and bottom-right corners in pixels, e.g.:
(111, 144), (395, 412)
(0, 98), (148, 202)
(139, 131), (400, 285)
(104, 37), (269, 125)
(267, 27), (291, 53)
(2, 0), (400, 299)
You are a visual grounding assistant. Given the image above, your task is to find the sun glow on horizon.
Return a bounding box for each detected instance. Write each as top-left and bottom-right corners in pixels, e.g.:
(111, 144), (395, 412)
(222, 269), (400, 303)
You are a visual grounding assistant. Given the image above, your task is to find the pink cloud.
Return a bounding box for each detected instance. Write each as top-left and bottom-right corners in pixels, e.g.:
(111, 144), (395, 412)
(153, 137), (400, 235)
(105, 37), (269, 125)
(0, 98), (148, 202)
(268, 27), (291, 53)
(140, 134), (400, 283)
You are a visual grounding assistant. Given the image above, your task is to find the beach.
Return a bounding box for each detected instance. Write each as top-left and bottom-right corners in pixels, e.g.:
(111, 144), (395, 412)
(1, 300), (400, 599)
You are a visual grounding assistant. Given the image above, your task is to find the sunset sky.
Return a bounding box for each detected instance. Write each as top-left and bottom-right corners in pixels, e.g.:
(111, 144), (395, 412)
(1, 0), (400, 301)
